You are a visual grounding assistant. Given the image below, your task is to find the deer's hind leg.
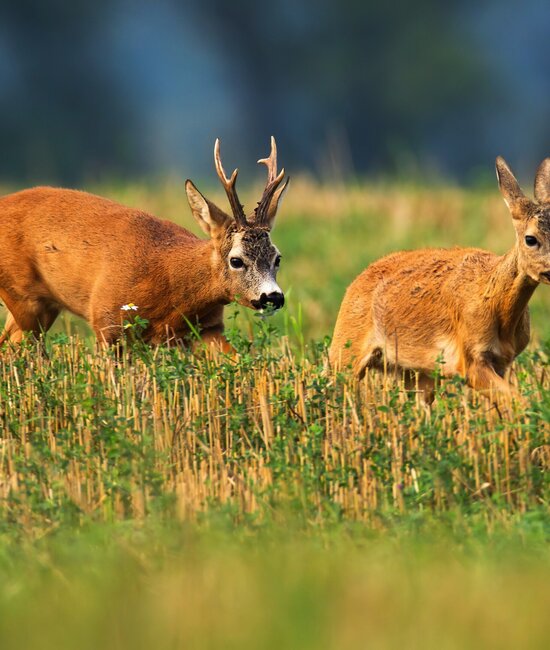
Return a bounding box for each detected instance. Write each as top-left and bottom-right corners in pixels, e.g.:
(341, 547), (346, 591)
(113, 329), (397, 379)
(0, 311), (25, 345)
(353, 339), (384, 379)
(330, 307), (379, 376)
(0, 301), (60, 347)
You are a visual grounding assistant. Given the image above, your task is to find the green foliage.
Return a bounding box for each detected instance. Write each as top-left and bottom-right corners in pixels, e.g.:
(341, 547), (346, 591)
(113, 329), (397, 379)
(0, 320), (548, 537)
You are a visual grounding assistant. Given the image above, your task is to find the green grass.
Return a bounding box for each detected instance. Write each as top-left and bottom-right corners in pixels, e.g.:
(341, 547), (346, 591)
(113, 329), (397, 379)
(0, 516), (549, 650)
(0, 180), (549, 648)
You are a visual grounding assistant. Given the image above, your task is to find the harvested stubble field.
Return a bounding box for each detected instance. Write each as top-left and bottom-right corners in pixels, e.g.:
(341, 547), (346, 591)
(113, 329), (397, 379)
(0, 180), (549, 649)
(0, 331), (548, 530)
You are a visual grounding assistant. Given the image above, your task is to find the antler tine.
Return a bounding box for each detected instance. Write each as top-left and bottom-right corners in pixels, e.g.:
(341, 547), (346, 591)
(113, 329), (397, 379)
(257, 136), (279, 183)
(213, 138), (247, 227)
(255, 136), (286, 225)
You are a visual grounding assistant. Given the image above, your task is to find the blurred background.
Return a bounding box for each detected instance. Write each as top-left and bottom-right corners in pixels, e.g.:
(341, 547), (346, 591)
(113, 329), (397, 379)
(0, 0), (549, 187)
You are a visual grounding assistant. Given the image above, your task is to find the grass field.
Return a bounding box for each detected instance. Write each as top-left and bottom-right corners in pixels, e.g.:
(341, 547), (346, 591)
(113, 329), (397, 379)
(0, 180), (549, 648)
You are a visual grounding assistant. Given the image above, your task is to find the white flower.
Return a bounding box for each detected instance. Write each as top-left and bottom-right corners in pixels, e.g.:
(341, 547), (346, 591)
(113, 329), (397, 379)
(121, 303), (139, 311)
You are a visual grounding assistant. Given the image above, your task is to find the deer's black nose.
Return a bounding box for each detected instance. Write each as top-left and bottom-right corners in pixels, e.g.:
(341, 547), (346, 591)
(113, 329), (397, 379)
(259, 291), (285, 310)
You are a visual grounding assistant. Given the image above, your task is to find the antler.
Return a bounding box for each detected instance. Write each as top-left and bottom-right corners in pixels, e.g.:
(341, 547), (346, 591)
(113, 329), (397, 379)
(214, 139), (248, 227)
(255, 136), (287, 226)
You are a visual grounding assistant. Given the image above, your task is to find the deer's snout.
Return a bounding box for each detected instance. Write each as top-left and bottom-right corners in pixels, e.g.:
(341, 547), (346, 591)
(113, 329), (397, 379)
(253, 291), (285, 310)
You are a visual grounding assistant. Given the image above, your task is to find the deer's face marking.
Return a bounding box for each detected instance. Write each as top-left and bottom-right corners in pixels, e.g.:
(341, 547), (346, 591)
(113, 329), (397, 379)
(516, 204), (550, 284)
(221, 227), (283, 310)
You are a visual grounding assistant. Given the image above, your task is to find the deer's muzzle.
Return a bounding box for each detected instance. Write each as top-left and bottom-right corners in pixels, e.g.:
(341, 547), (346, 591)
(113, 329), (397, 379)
(252, 291), (285, 311)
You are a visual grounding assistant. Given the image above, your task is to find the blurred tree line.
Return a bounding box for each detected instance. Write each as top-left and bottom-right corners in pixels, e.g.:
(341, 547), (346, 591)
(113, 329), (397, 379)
(0, 0), (548, 184)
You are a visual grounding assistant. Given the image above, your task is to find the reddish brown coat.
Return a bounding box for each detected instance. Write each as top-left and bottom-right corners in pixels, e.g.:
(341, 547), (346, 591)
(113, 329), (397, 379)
(330, 157), (550, 394)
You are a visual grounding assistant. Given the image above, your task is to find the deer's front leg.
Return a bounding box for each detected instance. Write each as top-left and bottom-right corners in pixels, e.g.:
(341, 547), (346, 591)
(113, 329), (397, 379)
(198, 326), (233, 354)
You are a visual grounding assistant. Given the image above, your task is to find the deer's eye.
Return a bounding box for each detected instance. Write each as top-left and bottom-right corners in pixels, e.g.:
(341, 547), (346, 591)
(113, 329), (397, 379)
(230, 257), (244, 269)
(525, 235), (539, 247)
(274, 255), (281, 268)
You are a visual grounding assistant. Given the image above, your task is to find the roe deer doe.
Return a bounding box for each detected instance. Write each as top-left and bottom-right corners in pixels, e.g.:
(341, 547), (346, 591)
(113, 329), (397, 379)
(330, 157), (550, 395)
(0, 138), (289, 349)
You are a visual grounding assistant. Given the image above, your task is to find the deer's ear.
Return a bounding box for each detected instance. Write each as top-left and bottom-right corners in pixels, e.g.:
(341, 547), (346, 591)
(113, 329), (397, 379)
(263, 177), (290, 230)
(496, 157), (526, 217)
(534, 158), (550, 204)
(185, 180), (232, 237)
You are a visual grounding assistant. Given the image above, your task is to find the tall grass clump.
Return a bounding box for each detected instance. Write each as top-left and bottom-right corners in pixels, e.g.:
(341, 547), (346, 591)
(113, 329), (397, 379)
(0, 312), (548, 538)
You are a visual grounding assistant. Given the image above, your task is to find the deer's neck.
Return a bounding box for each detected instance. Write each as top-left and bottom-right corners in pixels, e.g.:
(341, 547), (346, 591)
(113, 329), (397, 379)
(485, 248), (537, 337)
(164, 238), (229, 316)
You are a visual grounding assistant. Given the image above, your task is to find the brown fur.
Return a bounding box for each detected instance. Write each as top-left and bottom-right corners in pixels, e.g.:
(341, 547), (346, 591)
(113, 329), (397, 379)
(0, 140), (288, 348)
(330, 157), (550, 395)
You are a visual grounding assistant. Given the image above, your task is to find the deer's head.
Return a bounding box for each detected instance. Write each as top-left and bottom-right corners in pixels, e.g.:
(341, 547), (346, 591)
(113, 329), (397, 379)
(496, 156), (550, 284)
(186, 138), (288, 310)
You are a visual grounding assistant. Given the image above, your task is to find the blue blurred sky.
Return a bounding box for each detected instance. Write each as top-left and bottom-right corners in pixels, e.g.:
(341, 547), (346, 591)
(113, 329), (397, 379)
(0, 0), (548, 184)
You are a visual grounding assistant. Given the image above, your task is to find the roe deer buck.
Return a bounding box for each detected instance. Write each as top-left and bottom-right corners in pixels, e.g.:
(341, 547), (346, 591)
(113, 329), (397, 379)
(330, 157), (550, 395)
(0, 138), (289, 348)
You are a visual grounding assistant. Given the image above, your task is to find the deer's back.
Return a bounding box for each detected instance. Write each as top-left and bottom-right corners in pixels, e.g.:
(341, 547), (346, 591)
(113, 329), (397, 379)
(0, 186), (197, 246)
(357, 246), (499, 314)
